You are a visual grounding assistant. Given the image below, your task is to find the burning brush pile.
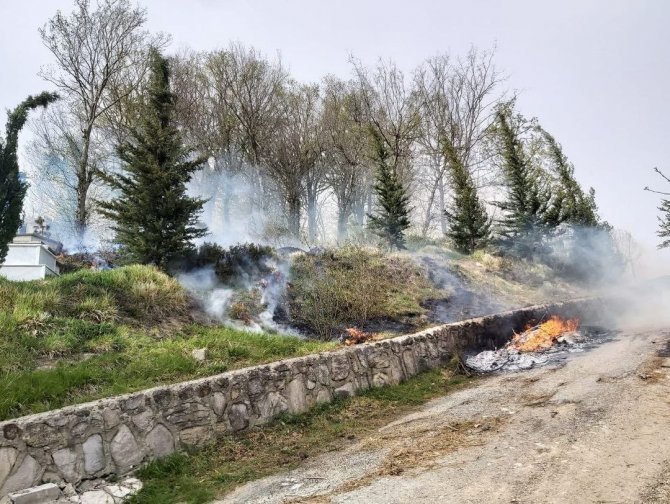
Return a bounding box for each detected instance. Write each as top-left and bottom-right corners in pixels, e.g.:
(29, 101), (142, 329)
(342, 327), (381, 345)
(466, 315), (610, 372)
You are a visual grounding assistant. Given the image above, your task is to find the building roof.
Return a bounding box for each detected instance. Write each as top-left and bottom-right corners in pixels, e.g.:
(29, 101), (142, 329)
(12, 233), (63, 255)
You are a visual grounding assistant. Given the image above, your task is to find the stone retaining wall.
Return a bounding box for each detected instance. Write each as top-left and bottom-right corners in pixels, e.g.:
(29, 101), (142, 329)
(0, 298), (604, 496)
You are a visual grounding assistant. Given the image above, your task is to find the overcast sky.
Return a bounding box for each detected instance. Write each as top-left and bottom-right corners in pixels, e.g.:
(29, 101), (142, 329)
(1, 0), (669, 264)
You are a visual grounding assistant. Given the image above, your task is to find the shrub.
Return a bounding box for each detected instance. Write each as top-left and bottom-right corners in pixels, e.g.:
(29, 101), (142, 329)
(403, 234), (446, 252)
(179, 243), (275, 285)
(227, 289), (264, 324)
(288, 247), (436, 339)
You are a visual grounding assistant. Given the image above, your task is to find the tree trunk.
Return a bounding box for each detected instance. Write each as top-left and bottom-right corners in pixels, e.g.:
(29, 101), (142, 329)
(214, 158), (231, 228)
(336, 188), (351, 241)
(365, 190), (373, 224)
(421, 175), (441, 236)
(353, 196), (366, 227)
(306, 187), (318, 243)
(438, 175), (447, 235)
(287, 192), (301, 239)
(337, 209), (350, 242)
(75, 169), (91, 239)
(222, 185), (231, 226)
(75, 124), (94, 238)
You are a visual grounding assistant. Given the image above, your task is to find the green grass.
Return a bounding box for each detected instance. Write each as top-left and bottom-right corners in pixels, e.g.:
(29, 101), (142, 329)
(0, 266), (334, 420)
(129, 366), (471, 504)
(0, 325), (334, 420)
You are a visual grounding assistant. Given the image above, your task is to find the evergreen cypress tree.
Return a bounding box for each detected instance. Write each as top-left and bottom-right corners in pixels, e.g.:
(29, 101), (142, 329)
(367, 129), (411, 249)
(540, 128), (599, 227)
(658, 199), (670, 249)
(645, 168), (670, 249)
(442, 138), (491, 254)
(0, 92), (58, 263)
(99, 49), (206, 269)
(493, 106), (551, 257)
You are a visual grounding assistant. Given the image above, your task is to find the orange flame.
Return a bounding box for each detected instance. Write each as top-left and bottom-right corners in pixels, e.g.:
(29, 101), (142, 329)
(509, 316), (580, 353)
(343, 327), (374, 345)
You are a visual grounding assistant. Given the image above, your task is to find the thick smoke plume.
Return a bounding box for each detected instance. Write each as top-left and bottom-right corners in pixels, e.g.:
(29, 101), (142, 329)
(177, 253), (300, 336)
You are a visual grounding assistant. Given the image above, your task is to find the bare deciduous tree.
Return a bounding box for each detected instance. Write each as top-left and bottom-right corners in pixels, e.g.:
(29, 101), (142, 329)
(205, 44), (288, 216)
(38, 0), (166, 236)
(321, 77), (372, 240)
(351, 58), (421, 184)
(413, 48), (505, 235)
(26, 103), (112, 239)
(171, 49), (243, 233)
(264, 83), (322, 239)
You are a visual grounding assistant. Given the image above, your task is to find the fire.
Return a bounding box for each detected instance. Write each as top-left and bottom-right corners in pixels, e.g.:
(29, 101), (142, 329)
(343, 327), (376, 345)
(509, 316), (580, 353)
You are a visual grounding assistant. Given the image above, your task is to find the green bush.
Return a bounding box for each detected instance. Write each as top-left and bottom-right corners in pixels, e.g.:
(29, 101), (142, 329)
(0, 265), (189, 373)
(50, 265), (190, 324)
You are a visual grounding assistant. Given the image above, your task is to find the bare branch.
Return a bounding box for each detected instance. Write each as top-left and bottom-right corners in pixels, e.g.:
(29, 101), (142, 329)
(644, 187), (670, 196)
(653, 167), (670, 184)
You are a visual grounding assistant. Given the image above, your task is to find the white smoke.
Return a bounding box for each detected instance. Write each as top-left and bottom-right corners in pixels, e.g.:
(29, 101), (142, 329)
(177, 267), (236, 320)
(186, 156), (303, 248)
(177, 256), (303, 337)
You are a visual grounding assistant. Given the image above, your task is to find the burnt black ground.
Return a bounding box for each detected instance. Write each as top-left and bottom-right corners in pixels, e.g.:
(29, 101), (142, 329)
(416, 255), (503, 324)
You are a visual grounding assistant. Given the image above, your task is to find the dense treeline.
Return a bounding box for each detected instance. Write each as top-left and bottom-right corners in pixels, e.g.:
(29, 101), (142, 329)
(19, 0), (617, 265)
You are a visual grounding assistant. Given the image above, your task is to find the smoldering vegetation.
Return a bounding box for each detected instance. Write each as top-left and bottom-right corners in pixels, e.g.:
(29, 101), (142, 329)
(175, 243), (293, 333)
(17, 0), (669, 350)
(171, 244), (437, 340)
(166, 225), (640, 342)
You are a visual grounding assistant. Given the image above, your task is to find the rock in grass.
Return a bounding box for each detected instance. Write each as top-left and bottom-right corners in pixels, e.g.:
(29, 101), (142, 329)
(191, 348), (207, 362)
(8, 483), (60, 504)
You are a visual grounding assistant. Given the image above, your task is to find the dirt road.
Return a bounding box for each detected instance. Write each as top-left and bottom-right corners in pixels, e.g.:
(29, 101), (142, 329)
(219, 326), (670, 504)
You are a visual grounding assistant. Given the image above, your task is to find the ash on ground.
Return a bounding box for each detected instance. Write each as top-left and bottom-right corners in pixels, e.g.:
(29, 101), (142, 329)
(466, 326), (616, 373)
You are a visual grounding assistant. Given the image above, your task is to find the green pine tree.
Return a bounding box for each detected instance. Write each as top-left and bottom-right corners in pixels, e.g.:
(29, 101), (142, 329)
(99, 49), (207, 270)
(659, 199), (670, 248)
(645, 168), (670, 249)
(442, 138), (491, 254)
(540, 128), (599, 227)
(0, 92), (58, 263)
(493, 106), (551, 257)
(367, 129), (411, 249)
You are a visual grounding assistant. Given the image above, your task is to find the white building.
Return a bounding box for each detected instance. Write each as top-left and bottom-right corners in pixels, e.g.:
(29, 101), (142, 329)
(0, 234), (61, 281)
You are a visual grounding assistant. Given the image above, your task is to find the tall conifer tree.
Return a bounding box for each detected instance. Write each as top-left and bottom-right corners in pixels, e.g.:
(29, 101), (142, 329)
(0, 92), (58, 263)
(493, 106), (550, 257)
(644, 168), (670, 249)
(442, 138), (491, 254)
(99, 49), (206, 269)
(367, 129), (411, 249)
(651, 168), (670, 249)
(539, 128), (599, 227)
(658, 199), (670, 249)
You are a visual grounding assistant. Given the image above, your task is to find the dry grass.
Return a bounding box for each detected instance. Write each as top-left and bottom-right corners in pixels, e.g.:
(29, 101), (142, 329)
(520, 391), (558, 407)
(637, 356), (668, 383)
(376, 421), (481, 475)
(456, 250), (585, 307)
(289, 246), (440, 339)
(289, 416), (505, 502)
